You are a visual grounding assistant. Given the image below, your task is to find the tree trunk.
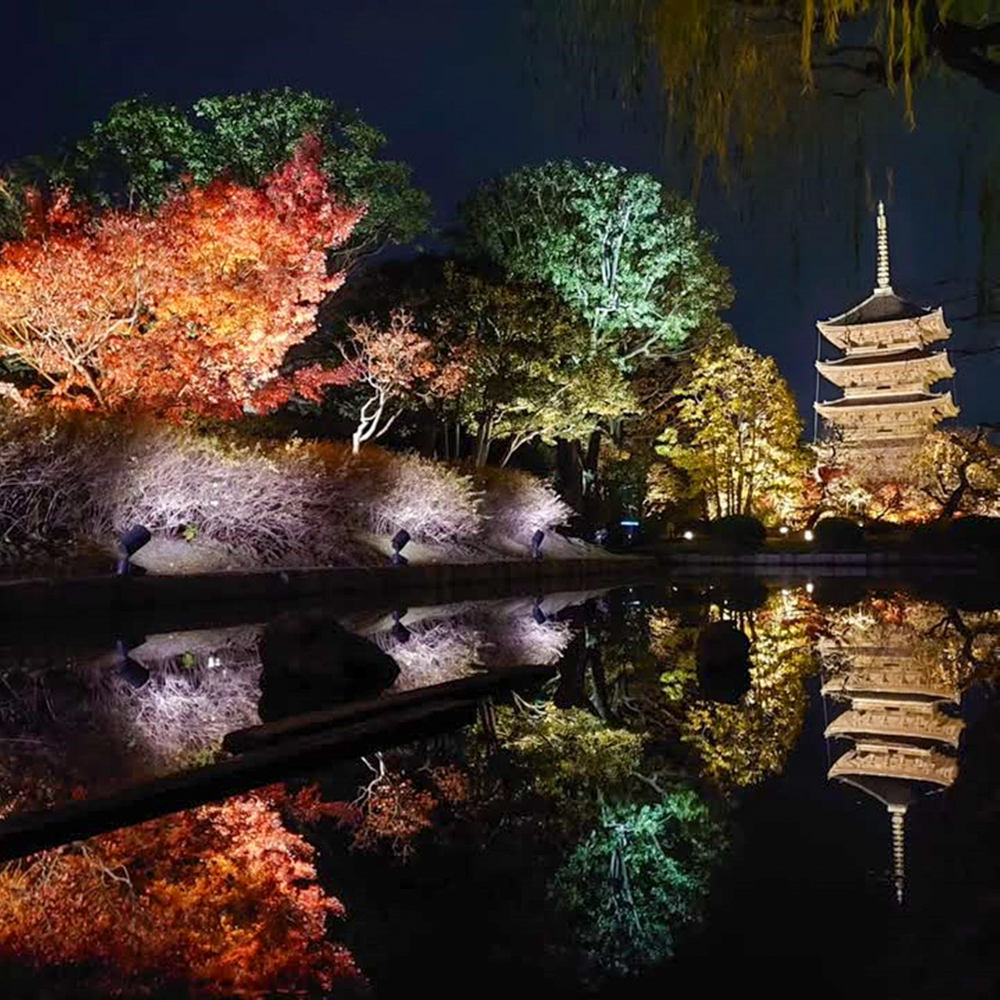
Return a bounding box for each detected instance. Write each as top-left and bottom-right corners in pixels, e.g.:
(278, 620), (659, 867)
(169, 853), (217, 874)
(474, 413), (494, 468)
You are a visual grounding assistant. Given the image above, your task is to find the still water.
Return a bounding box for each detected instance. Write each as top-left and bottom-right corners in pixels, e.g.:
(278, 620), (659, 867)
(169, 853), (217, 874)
(0, 576), (997, 998)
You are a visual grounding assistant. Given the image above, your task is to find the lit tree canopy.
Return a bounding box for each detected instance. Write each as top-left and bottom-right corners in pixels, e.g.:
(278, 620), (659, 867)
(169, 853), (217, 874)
(435, 268), (635, 464)
(6, 89), (430, 269)
(649, 340), (807, 521)
(460, 160), (732, 368)
(0, 139), (361, 418)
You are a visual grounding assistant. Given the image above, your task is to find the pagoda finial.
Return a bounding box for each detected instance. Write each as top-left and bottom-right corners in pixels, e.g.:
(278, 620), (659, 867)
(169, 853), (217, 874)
(875, 200), (893, 294)
(889, 804), (906, 905)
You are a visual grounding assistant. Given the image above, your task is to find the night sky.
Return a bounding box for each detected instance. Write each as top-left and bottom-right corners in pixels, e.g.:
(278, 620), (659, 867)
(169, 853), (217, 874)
(5, 0), (997, 425)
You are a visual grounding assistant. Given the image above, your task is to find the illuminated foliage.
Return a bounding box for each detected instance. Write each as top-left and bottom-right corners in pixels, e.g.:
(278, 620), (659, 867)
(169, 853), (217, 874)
(0, 139), (361, 418)
(561, 1), (1000, 175)
(29, 89), (429, 267)
(434, 268), (635, 465)
(552, 791), (724, 976)
(650, 341), (807, 521)
(336, 308), (467, 453)
(0, 792), (362, 996)
(490, 703), (646, 824)
(461, 161), (732, 368)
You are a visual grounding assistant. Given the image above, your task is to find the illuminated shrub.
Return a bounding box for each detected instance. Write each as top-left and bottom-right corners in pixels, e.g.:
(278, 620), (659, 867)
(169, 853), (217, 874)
(0, 409), (580, 568)
(477, 466), (571, 544)
(363, 452), (482, 546)
(97, 425), (359, 567)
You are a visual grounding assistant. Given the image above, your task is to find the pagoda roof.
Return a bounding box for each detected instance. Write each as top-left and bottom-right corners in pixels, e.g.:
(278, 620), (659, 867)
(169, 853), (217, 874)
(821, 662), (958, 700)
(816, 347), (950, 369)
(829, 744), (959, 788)
(816, 390), (956, 411)
(825, 706), (964, 747)
(821, 289), (929, 328)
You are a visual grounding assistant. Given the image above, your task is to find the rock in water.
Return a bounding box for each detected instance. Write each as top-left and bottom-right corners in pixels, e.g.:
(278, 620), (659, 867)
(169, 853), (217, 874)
(258, 611), (400, 721)
(695, 621), (751, 704)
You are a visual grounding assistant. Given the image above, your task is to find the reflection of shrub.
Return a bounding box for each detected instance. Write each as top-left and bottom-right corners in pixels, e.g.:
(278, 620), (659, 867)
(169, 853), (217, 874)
(814, 516), (865, 551)
(710, 515), (766, 551)
(475, 466), (571, 543)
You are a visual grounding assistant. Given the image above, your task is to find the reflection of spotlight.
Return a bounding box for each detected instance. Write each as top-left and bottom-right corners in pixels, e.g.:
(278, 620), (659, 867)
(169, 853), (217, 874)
(806, 581), (815, 595)
(115, 638), (150, 689)
(390, 529), (411, 566)
(390, 621), (411, 643)
(531, 529), (545, 561)
(116, 525), (151, 575)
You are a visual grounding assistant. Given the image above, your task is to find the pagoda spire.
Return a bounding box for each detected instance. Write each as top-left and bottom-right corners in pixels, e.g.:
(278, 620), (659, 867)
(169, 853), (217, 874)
(889, 804), (906, 905)
(875, 200), (892, 294)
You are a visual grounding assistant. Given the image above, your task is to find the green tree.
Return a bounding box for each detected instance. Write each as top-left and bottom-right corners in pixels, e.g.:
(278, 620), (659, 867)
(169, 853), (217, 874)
(650, 340), (807, 521)
(439, 268), (635, 465)
(14, 89), (430, 268)
(460, 160), (732, 369)
(552, 791), (724, 976)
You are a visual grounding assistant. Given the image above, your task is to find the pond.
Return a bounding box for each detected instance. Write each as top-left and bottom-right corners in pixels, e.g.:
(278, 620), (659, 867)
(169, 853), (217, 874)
(0, 574), (997, 998)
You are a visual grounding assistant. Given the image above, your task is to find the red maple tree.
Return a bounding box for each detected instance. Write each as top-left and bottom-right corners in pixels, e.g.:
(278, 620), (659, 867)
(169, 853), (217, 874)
(0, 138), (361, 419)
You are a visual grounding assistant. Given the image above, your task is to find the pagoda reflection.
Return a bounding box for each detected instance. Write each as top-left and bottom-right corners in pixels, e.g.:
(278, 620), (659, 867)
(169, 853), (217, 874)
(819, 602), (964, 904)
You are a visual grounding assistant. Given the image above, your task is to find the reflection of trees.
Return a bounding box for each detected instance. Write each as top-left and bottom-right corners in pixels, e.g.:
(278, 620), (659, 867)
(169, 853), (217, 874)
(552, 791), (724, 977)
(0, 790), (361, 997)
(679, 591), (816, 789)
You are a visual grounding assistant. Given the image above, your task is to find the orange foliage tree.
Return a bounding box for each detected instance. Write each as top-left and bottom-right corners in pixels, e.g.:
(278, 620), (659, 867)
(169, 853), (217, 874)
(0, 137), (361, 419)
(0, 791), (363, 996)
(338, 308), (468, 453)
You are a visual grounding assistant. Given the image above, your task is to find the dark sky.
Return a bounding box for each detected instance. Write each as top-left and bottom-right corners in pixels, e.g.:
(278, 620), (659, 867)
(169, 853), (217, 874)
(4, 0), (997, 425)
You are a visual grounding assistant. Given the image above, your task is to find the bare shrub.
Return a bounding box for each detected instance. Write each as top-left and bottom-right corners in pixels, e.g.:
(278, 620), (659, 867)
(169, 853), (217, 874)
(95, 426), (362, 568)
(364, 452), (482, 547)
(0, 410), (121, 544)
(478, 466), (571, 544)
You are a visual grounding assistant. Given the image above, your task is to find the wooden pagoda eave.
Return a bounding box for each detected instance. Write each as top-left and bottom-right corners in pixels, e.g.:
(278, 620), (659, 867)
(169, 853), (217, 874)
(828, 746), (959, 787)
(816, 306), (950, 351)
(824, 707), (964, 747)
(814, 391), (959, 421)
(815, 351), (955, 388)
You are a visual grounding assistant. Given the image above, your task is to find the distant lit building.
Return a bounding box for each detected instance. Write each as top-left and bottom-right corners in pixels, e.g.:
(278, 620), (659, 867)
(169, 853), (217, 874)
(814, 202), (958, 472)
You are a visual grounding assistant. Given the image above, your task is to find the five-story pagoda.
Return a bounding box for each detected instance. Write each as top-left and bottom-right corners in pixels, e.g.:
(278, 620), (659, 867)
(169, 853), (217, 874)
(815, 202), (958, 470)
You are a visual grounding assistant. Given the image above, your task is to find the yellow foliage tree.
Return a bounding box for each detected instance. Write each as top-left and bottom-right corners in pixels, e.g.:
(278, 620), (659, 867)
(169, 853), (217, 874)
(649, 342), (807, 522)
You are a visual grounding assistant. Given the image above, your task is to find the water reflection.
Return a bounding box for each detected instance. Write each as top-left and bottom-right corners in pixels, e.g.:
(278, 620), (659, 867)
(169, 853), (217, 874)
(1, 579), (999, 995)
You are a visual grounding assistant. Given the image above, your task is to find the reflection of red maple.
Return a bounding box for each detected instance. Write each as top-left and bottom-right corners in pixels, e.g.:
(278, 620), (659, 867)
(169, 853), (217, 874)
(0, 791), (363, 996)
(0, 137), (361, 419)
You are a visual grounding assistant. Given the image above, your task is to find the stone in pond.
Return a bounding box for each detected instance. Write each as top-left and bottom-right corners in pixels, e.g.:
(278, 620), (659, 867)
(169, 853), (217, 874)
(258, 611), (400, 722)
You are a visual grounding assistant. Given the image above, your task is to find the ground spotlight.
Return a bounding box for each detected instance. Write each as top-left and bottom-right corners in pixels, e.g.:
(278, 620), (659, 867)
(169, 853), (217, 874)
(804, 529), (815, 542)
(390, 529), (411, 566)
(683, 530), (694, 541)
